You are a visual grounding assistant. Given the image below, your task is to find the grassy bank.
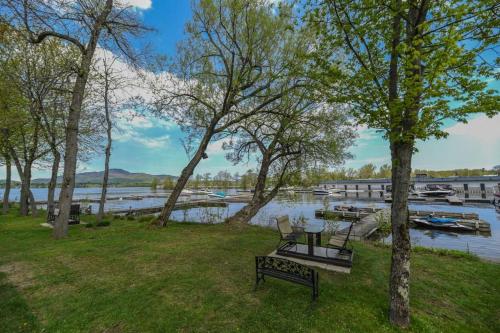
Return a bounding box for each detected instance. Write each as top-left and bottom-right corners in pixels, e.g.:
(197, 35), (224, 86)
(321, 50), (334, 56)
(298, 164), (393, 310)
(1, 210), (499, 332)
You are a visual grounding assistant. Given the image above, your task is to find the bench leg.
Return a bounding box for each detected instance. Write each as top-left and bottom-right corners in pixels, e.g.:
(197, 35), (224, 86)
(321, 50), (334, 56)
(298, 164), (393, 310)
(254, 273), (265, 291)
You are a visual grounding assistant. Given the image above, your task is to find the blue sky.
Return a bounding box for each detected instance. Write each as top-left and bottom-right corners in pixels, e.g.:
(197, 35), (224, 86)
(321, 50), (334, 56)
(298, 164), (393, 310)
(5, 0), (500, 180)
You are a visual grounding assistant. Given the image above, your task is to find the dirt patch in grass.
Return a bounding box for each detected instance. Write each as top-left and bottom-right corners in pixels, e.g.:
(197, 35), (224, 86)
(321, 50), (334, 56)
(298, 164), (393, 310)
(0, 262), (35, 290)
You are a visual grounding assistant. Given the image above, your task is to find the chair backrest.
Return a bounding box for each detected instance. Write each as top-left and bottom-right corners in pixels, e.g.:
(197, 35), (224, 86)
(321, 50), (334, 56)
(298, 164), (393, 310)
(330, 222), (354, 249)
(276, 216), (293, 237)
(70, 204), (80, 215)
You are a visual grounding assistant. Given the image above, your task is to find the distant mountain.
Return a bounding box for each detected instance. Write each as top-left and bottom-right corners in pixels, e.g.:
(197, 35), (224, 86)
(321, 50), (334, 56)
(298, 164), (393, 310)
(31, 169), (176, 186)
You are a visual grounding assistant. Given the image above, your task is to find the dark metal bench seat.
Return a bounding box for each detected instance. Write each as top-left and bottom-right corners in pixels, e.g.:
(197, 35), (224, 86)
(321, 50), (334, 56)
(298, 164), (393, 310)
(255, 256), (319, 300)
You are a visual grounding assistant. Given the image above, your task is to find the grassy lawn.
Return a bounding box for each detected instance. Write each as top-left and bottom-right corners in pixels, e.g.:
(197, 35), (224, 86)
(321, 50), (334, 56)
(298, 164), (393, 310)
(1, 209), (499, 333)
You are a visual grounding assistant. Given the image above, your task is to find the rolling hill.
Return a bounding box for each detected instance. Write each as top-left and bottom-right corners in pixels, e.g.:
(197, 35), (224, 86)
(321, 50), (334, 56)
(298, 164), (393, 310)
(30, 169), (176, 186)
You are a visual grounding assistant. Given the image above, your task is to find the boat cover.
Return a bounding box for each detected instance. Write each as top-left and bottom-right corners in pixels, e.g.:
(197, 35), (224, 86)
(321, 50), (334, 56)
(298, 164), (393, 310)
(427, 217), (457, 223)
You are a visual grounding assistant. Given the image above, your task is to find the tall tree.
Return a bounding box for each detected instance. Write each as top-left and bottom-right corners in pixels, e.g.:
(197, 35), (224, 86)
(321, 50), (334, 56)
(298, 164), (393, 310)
(151, 0), (310, 225)
(89, 52), (134, 223)
(226, 94), (354, 224)
(3, 0), (147, 238)
(310, 0), (499, 327)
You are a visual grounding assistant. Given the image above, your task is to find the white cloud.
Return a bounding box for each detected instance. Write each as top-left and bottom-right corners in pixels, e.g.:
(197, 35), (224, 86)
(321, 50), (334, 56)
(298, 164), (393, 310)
(123, 0), (152, 10)
(445, 114), (500, 142)
(135, 135), (170, 148)
(413, 114), (500, 169)
(206, 138), (232, 156)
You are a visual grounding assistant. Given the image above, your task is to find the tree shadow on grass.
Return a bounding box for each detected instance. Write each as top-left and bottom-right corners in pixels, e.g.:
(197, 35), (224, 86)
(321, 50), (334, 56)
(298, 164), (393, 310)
(0, 272), (40, 333)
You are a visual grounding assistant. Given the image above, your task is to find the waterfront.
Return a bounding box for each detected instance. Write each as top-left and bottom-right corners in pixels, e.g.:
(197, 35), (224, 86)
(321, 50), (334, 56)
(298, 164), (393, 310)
(2, 187), (499, 261)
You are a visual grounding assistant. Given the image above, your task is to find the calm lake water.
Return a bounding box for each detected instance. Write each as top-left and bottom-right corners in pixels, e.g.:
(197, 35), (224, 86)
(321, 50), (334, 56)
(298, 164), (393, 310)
(2, 187), (500, 261)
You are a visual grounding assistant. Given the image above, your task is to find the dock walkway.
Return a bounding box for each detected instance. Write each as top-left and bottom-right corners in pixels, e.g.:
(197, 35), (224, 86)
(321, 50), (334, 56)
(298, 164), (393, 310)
(317, 206), (490, 236)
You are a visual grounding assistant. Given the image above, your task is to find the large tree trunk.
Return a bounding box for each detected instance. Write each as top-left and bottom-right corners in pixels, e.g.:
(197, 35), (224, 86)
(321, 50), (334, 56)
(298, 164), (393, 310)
(28, 188), (37, 217)
(52, 6), (111, 238)
(19, 162), (35, 216)
(47, 150), (60, 217)
(53, 69), (89, 238)
(97, 80), (112, 223)
(2, 155), (11, 214)
(158, 127), (214, 226)
(388, 141), (413, 327)
(227, 154), (273, 224)
(227, 188), (278, 224)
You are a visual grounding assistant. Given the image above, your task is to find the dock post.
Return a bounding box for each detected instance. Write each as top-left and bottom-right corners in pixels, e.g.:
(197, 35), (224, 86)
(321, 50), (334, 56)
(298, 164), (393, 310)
(463, 184), (469, 199)
(380, 185), (385, 197)
(480, 183), (486, 199)
(344, 185), (348, 197)
(355, 184), (359, 198)
(368, 184), (372, 198)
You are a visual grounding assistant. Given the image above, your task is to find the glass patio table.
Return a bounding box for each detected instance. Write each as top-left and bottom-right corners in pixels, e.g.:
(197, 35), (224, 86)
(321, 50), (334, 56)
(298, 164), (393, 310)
(304, 225), (325, 256)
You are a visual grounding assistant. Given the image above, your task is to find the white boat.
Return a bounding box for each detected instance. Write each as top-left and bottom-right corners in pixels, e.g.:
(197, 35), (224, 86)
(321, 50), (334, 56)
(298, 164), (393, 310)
(190, 189), (213, 195)
(180, 189), (194, 196)
(313, 188), (331, 195)
(415, 184), (455, 197)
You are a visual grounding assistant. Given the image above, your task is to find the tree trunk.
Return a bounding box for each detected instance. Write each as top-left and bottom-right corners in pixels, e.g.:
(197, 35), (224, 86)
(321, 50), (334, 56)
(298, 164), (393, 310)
(227, 154), (272, 224)
(2, 155), (11, 214)
(29, 188), (37, 217)
(20, 162), (34, 216)
(97, 78), (112, 223)
(227, 187), (279, 224)
(53, 9), (110, 239)
(47, 150), (60, 217)
(158, 128), (214, 226)
(389, 141), (413, 328)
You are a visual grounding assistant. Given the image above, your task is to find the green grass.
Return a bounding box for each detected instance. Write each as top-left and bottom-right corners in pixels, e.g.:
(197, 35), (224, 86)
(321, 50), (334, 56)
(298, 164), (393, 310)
(0, 209), (499, 333)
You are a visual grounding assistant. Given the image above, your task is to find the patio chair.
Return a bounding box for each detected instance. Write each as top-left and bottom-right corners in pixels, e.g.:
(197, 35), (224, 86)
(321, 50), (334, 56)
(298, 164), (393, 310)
(276, 215), (304, 250)
(326, 222), (354, 255)
(46, 204), (81, 225)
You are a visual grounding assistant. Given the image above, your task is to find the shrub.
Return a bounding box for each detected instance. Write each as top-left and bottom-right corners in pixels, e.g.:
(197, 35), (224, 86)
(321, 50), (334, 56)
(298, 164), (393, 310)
(85, 223), (94, 228)
(96, 221), (111, 227)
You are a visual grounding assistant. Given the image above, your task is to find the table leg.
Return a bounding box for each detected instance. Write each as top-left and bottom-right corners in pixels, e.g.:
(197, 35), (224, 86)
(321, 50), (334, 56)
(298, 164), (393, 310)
(316, 232), (321, 246)
(307, 233), (314, 256)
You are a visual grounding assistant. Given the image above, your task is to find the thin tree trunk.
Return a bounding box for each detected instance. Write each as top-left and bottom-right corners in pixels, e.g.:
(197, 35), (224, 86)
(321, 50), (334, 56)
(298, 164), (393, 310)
(97, 76), (112, 223)
(2, 155), (11, 214)
(389, 141), (413, 327)
(53, 3), (111, 238)
(158, 127), (215, 226)
(47, 150), (60, 217)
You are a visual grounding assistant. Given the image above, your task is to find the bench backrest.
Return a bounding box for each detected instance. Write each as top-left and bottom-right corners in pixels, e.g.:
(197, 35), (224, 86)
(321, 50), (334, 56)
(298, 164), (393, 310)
(70, 204), (80, 215)
(255, 256), (314, 282)
(276, 216), (293, 238)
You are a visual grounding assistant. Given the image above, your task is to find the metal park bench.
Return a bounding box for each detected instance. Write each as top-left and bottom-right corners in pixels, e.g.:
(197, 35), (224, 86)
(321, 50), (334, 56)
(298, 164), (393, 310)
(254, 256), (319, 301)
(47, 204), (81, 225)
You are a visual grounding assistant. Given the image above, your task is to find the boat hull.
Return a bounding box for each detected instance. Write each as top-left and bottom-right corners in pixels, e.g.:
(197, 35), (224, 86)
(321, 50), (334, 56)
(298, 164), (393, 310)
(412, 219), (474, 232)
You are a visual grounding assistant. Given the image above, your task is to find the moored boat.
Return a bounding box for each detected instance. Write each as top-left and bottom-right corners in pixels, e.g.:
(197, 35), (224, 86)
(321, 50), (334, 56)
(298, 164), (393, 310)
(208, 191), (226, 199)
(313, 188), (331, 195)
(415, 184), (455, 197)
(180, 189), (194, 196)
(412, 216), (474, 232)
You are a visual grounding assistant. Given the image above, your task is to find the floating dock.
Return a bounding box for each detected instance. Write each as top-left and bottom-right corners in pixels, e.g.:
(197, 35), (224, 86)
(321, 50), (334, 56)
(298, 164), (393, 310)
(109, 195), (253, 216)
(316, 206), (490, 237)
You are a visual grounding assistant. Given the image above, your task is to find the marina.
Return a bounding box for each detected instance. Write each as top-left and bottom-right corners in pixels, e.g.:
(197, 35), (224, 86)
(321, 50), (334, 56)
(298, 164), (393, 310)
(3, 186), (499, 261)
